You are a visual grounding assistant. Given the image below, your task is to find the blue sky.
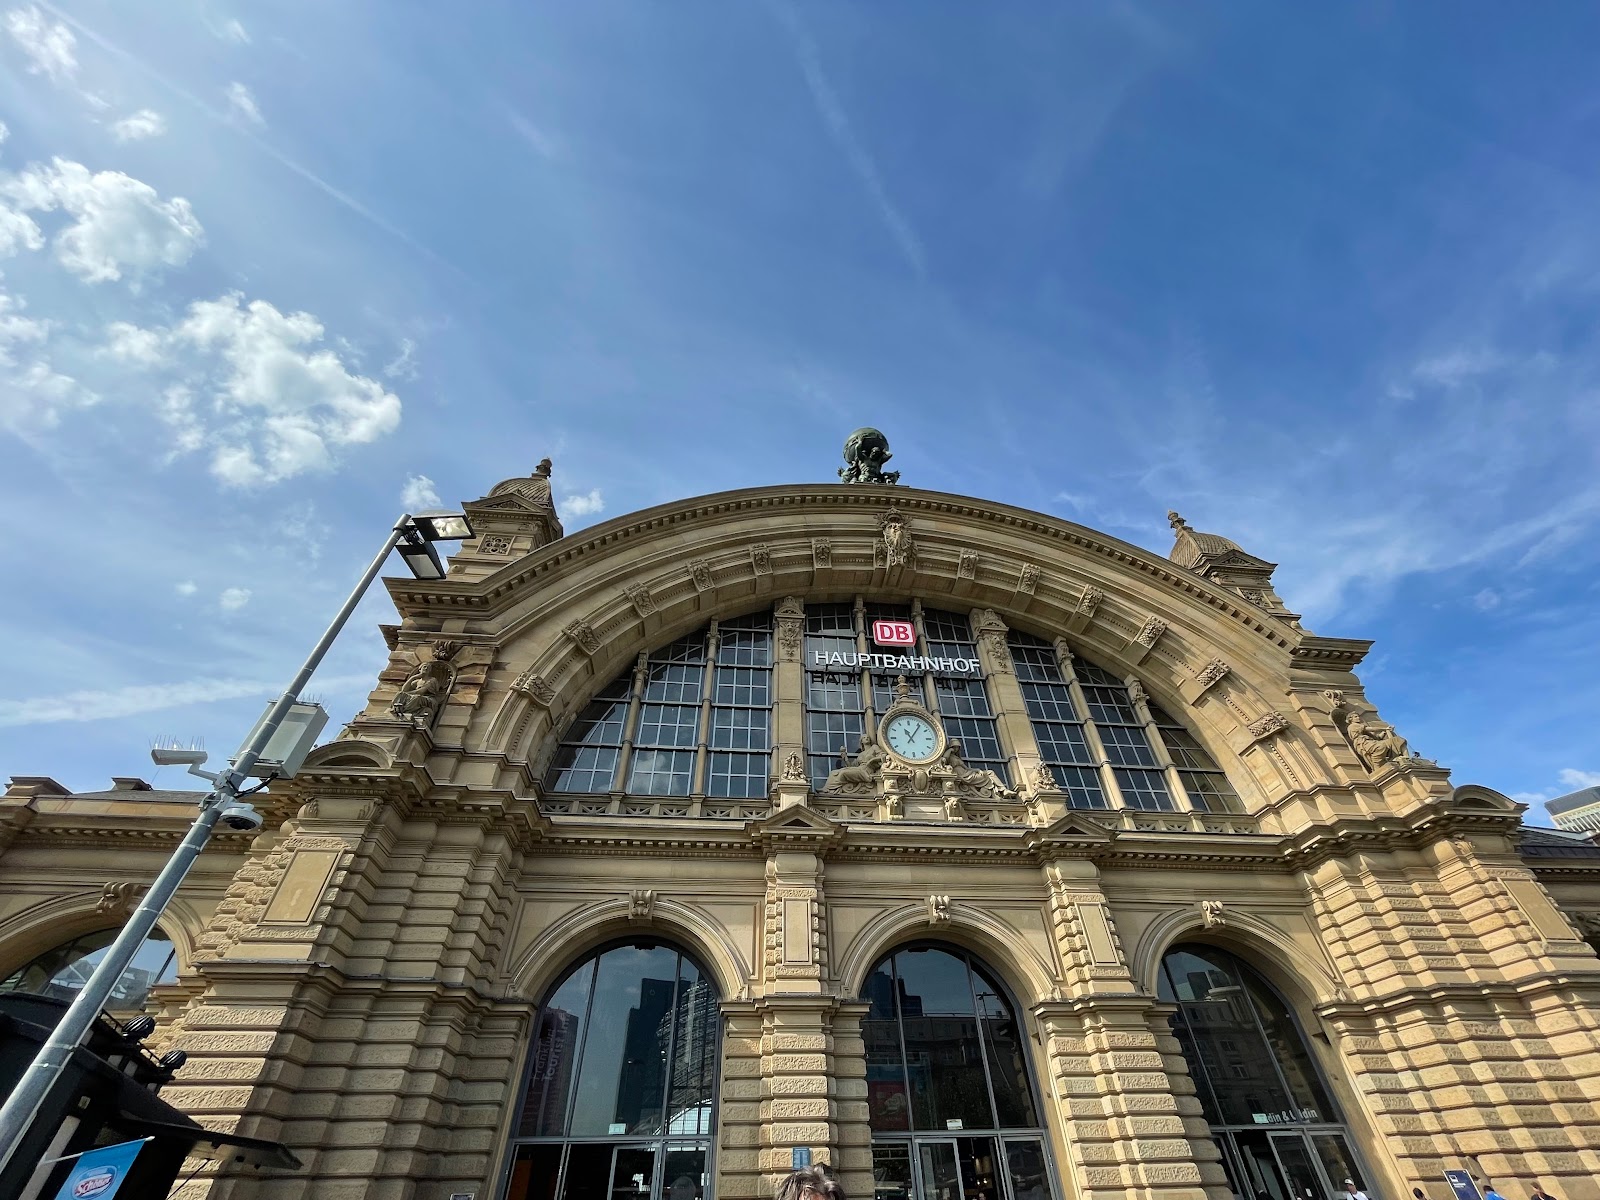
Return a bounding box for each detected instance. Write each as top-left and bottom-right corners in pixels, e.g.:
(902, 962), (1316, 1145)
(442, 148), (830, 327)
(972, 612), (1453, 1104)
(2, 2), (1597, 820)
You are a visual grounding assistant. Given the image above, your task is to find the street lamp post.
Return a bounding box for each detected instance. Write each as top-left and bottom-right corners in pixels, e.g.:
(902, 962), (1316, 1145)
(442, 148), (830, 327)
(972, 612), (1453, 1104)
(0, 511), (473, 1183)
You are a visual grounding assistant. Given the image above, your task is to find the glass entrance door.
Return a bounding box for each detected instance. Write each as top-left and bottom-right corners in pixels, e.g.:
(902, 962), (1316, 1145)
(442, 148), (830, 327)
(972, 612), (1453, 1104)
(1268, 1132), (1331, 1200)
(872, 1135), (1046, 1200)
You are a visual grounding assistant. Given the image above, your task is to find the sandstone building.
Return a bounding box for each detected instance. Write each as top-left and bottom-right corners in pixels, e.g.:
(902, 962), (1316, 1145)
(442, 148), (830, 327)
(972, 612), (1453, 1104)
(3, 436), (1600, 1200)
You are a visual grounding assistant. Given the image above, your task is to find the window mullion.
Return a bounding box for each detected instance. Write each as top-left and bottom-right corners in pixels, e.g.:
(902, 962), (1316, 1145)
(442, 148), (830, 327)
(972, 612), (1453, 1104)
(691, 623), (718, 803)
(1057, 646), (1130, 813)
(1125, 673), (1192, 812)
(613, 653), (650, 801)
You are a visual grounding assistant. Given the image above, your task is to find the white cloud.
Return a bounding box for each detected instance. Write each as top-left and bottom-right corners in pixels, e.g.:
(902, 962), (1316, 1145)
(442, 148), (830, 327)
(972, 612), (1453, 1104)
(4, 5), (77, 84)
(561, 488), (605, 517)
(0, 677), (279, 726)
(110, 109), (166, 142)
(0, 278), (84, 432)
(0, 198), (43, 257)
(383, 337), (418, 381)
(1472, 588), (1501, 612)
(218, 586), (251, 611)
(98, 292), (402, 486)
(2, 158), (203, 283)
(174, 580), (197, 596)
(218, 18), (249, 44)
(225, 81), (264, 126)
(1558, 768), (1600, 790)
(401, 473), (441, 510)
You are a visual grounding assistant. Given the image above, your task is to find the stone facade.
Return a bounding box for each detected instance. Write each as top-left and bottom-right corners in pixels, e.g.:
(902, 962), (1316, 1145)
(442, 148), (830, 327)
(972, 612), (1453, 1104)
(4, 478), (1600, 1200)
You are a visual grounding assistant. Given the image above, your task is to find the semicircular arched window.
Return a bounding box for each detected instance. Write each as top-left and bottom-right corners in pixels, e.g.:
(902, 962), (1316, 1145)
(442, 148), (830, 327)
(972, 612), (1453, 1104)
(862, 943), (1055, 1200)
(545, 614), (773, 802)
(0, 927), (179, 1011)
(1158, 944), (1372, 1200)
(1007, 631), (1241, 813)
(505, 940), (721, 1200)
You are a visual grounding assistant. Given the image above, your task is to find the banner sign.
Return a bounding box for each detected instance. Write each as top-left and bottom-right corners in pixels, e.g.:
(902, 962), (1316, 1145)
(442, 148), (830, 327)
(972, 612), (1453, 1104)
(809, 650), (980, 676)
(1443, 1172), (1481, 1200)
(52, 1139), (146, 1200)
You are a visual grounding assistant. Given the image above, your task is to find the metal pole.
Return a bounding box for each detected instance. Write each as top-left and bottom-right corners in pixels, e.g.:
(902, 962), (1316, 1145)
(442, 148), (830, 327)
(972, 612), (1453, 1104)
(0, 517), (416, 1181)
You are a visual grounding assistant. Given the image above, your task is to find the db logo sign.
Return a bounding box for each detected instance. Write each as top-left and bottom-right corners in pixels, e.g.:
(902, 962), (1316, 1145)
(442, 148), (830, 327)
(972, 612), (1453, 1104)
(872, 620), (915, 647)
(74, 1169), (117, 1197)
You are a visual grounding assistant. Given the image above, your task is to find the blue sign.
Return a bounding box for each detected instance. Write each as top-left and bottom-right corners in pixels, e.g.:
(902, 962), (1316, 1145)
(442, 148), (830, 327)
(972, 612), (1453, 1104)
(1444, 1171), (1482, 1200)
(791, 1147), (812, 1170)
(52, 1139), (146, 1200)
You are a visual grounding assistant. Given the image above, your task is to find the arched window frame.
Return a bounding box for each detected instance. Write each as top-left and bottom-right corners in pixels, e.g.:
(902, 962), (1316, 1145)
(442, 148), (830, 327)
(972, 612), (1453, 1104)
(0, 925), (180, 1012)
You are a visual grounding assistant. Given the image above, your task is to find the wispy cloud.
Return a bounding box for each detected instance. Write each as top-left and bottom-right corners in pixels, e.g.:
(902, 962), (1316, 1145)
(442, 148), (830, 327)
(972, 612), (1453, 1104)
(4, 4), (76, 83)
(110, 108), (165, 141)
(762, 0), (926, 276)
(561, 488), (604, 517)
(218, 586), (251, 611)
(400, 473), (441, 510)
(224, 80), (263, 126)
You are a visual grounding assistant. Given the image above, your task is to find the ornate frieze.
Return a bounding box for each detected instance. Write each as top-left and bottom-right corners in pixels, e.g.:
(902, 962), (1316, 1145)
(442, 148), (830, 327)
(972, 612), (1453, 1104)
(927, 894), (952, 924)
(628, 888), (655, 920)
(1077, 586), (1104, 619)
(1246, 711), (1290, 743)
(775, 596), (803, 663)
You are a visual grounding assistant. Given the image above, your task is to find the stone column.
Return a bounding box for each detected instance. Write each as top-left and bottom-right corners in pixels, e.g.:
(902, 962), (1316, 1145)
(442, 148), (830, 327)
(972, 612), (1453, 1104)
(773, 598), (807, 799)
(966, 608), (1051, 810)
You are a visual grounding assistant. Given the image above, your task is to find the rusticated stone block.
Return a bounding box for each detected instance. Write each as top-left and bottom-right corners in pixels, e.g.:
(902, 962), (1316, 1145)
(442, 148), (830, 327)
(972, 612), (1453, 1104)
(770, 1053), (828, 1073)
(769, 1098), (830, 1119)
(769, 1075), (829, 1095)
(1132, 1138), (1193, 1159)
(769, 1121), (832, 1142)
(772, 1033), (828, 1052)
(1140, 1163), (1204, 1184)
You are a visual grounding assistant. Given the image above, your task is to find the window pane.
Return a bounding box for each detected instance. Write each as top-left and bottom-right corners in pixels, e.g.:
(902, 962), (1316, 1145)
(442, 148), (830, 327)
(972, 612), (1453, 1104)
(713, 667), (770, 708)
(505, 1143), (563, 1200)
(974, 967), (1038, 1127)
(1005, 1139), (1052, 1200)
(1115, 767), (1174, 811)
(550, 745), (620, 794)
(710, 707), (769, 750)
(569, 945), (683, 1135)
(627, 749), (695, 796)
(636, 705), (699, 748)
(708, 752), (768, 798)
(1179, 770), (1240, 812)
(1, 927), (178, 1011)
(870, 1143), (914, 1200)
(1052, 766), (1109, 809)
(643, 662), (703, 704)
(1033, 722), (1092, 765)
(560, 1145), (613, 1200)
(1099, 724), (1158, 768)
(864, 960), (911, 1132)
(893, 948), (993, 1131)
(1244, 972), (1335, 1119)
(665, 959), (719, 1135)
(519, 963), (594, 1136)
(663, 1147), (708, 1200)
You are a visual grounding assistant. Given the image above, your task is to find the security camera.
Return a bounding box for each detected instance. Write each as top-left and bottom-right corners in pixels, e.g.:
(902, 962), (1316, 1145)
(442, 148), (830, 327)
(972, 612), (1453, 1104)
(216, 802), (264, 833)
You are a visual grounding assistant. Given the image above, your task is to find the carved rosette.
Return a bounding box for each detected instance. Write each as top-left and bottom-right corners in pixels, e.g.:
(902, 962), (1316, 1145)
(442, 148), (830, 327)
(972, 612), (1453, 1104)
(688, 559), (713, 591)
(957, 550), (978, 580)
(1245, 711), (1290, 743)
(624, 584), (656, 618)
(511, 669), (555, 706)
(1135, 616), (1168, 648)
(750, 544), (773, 575)
(970, 608), (1012, 675)
(1017, 563), (1040, 595)
(775, 596), (804, 663)
(878, 508), (913, 568)
(563, 619), (600, 656)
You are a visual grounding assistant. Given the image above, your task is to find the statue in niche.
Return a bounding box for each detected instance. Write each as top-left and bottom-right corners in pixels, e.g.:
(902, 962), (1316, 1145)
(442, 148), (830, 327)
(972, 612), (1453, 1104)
(1344, 711), (1411, 771)
(940, 740), (1018, 800)
(839, 427), (901, 485)
(389, 641), (460, 726)
(822, 734), (886, 795)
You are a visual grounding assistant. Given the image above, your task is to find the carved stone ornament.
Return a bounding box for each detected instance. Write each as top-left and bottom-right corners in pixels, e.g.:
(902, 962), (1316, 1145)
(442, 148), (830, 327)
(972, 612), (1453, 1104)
(629, 888), (656, 920)
(1028, 763), (1058, 796)
(839, 426), (901, 485)
(1246, 712), (1290, 741)
(927, 894), (952, 924)
(689, 559), (714, 592)
(943, 795), (965, 821)
(1344, 710), (1412, 772)
(775, 596), (803, 663)
(941, 740), (1018, 800)
(479, 534), (513, 556)
(1126, 677), (1148, 706)
(879, 508), (913, 567)
(1200, 899), (1226, 929)
(624, 584), (656, 617)
(1195, 658), (1232, 689)
(970, 607), (1008, 635)
(751, 544), (773, 575)
(564, 619), (600, 656)
(957, 550), (978, 580)
(812, 538), (833, 569)
(1321, 689), (1346, 711)
(1053, 638), (1074, 672)
(1017, 563), (1040, 595)
(389, 640), (462, 724)
(511, 669), (555, 706)
(781, 752), (806, 783)
(1135, 616), (1168, 648)
(822, 734), (885, 796)
(775, 595), (804, 620)
(96, 881), (143, 916)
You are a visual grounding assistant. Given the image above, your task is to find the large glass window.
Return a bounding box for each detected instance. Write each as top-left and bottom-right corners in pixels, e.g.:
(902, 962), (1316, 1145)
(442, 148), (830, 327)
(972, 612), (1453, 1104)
(0, 927), (179, 1011)
(508, 941), (719, 1200)
(1159, 944), (1368, 1200)
(803, 605), (1010, 791)
(864, 944), (1052, 1200)
(546, 615), (773, 799)
(1009, 633), (1106, 810)
(1150, 703), (1241, 813)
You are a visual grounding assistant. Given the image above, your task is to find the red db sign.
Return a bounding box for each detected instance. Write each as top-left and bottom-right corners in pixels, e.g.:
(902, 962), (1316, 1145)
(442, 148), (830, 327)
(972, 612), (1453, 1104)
(872, 620), (916, 647)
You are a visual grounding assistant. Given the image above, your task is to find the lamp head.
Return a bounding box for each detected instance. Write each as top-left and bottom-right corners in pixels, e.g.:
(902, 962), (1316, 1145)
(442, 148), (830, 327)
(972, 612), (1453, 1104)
(411, 511), (473, 542)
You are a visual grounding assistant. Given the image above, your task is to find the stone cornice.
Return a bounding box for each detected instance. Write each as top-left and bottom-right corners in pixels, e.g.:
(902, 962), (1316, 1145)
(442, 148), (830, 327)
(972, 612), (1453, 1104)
(379, 483), (1327, 654)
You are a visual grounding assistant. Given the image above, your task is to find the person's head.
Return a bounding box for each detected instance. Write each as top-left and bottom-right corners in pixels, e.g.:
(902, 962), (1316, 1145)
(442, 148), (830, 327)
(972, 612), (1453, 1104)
(776, 1168), (845, 1200)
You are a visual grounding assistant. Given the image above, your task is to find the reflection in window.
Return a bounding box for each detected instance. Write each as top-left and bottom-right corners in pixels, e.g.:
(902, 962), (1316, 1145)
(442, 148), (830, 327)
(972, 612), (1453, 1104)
(509, 941), (719, 1200)
(546, 615), (773, 798)
(0, 927), (179, 1011)
(862, 944), (1039, 1134)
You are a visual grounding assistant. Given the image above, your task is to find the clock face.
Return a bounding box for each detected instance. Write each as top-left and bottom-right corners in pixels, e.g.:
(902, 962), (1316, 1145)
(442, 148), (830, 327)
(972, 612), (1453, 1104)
(883, 713), (940, 763)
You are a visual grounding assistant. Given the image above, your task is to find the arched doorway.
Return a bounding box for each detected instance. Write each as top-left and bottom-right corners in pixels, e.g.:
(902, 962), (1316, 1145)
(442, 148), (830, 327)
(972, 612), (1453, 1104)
(863, 943), (1055, 1200)
(1158, 944), (1370, 1200)
(503, 940), (721, 1200)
